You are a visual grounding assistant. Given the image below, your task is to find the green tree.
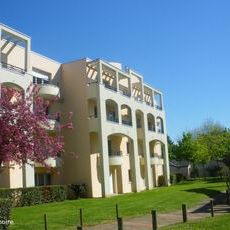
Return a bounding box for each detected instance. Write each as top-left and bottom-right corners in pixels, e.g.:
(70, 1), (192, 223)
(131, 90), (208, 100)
(167, 136), (177, 160)
(175, 132), (209, 164)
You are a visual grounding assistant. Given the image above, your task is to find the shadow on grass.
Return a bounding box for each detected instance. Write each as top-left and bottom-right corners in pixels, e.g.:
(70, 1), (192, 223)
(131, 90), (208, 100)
(187, 192), (230, 214)
(182, 187), (230, 214)
(172, 177), (225, 186)
(183, 188), (222, 199)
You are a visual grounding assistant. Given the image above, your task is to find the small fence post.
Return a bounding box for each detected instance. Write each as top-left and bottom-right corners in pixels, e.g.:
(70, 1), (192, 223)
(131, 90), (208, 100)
(44, 214), (47, 230)
(77, 208), (83, 230)
(117, 217), (123, 230)
(151, 210), (157, 230)
(116, 204), (119, 219)
(210, 200), (214, 217)
(182, 204), (187, 223)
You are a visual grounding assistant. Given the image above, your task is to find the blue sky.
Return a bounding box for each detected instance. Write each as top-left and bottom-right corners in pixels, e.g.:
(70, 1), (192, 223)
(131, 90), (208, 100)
(1, 0), (230, 140)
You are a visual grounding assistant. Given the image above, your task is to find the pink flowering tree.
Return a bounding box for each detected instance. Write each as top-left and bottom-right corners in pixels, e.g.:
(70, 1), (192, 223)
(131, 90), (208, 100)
(0, 84), (73, 166)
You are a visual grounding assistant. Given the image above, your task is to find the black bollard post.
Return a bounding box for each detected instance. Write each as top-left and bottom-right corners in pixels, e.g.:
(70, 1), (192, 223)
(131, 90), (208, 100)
(44, 214), (47, 230)
(151, 210), (157, 230)
(116, 204), (119, 219)
(77, 208), (83, 230)
(182, 204), (187, 223)
(117, 217), (123, 230)
(210, 200), (214, 217)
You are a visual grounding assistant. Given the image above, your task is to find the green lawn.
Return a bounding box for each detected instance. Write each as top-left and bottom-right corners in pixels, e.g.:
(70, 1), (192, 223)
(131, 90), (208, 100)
(11, 179), (226, 230)
(162, 214), (230, 230)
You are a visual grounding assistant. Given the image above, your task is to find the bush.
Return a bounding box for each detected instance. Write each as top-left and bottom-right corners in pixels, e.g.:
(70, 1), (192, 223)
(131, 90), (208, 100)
(176, 173), (184, 183)
(0, 199), (12, 229)
(158, 175), (165, 187)
(50, 185), (67, 202)
(0, 185), (67, 207)
(170, 174), (177, 184)
(67, 184), (87, 199)
(206, 165), (222, 177)
(190, 167), (199, 178)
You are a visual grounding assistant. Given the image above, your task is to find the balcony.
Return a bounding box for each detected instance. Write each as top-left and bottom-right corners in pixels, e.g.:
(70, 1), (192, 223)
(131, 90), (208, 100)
(109, 151), (122, 165)
(148, 125), (155, 132)
(122, 120), (132, 126)
(38, 84), (60, 100)
(155, 105), (163, 111)
(40, 119), (59, 132)
(107, 115), (119, 123)
(139, 155), (145, 165)
(35, 157), (62, 168)
(150, 154), (164, 165)
(0, 62), (26, 75)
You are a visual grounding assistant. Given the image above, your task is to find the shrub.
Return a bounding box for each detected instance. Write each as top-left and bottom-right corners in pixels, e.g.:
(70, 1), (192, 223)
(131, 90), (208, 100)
(67, 184), (87, 199)
(50, 185), (67, 202)
(206, 165), (222, 177)
(190, 167), (199, 178)
(0, 185), (67, 207)
(0, 199), (12, 229)
(170, 174), (177, 184)
(158, 175), (165, 187)
(175, 173), (184, 183)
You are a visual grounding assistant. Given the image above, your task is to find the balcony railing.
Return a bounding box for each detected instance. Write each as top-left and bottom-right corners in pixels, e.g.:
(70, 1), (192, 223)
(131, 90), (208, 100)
(150, 153), (162, 158)
(134, 96), (143, 102)
(145, 101), (153, 106)
(1, 62), (25, 74)
(148, 125), (155, 132)
(119, 90), (131, 97)
(107, 115), (119, 123)
(88, 114), (98, 119)
(122, 119), (132, 126)
(109, 151), (122, 156)
(157, 128), (164, 134)
(33, 76), (49, 85)
(136, 121), (142, 128)
(155, 105), (162, 110)
(103, 82), (117, 92)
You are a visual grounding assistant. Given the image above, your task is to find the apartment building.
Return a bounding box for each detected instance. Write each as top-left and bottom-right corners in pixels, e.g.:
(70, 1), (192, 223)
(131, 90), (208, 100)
(0, 23), (170, 197)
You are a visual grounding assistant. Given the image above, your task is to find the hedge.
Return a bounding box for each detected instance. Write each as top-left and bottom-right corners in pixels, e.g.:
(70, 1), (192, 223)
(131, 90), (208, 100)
(67, 184), (87, 199)
(0, 185), (67, 207)
(0, 199), (12, 229)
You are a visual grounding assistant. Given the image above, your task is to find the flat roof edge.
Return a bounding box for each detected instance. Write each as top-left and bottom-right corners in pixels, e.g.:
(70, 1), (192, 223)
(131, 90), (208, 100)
(0, 22), (31, 39)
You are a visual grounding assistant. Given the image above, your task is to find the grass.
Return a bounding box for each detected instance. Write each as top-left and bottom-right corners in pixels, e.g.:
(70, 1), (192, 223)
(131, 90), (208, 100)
(11, 178), (226, 230)
(162, 214), (230, 230)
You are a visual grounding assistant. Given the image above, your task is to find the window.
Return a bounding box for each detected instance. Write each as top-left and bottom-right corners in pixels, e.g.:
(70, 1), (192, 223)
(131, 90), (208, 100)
(32, 67), (51, 85)
(94, 106), (98, 118)
(154, 92), (162, 110)
(126, 142), (130, 154)
(128, 169), (132, 182)
(136, 118), (142, 128)
(35, 173), (51, 186)
(108, 140), (112, 155)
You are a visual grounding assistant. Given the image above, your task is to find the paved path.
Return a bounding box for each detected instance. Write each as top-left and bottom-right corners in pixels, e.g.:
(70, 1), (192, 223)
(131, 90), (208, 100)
(84, 193), (230, 230)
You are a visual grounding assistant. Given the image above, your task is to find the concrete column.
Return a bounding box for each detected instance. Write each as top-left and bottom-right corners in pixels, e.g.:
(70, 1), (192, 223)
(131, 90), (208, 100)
(97, 61), (102, 84)
(140, 79), (144, 101)
(98, 133), (110, 197)
(130, 139), (141, 192)
(163, 141), (170, 186)
(97, 83), (111, 196)
(0, 27), (2, 65)
(114, 167), (118, 194)
(115, 71), (119, 92)
(22, 163), (35, 187)
(128, 78), (131, 96)
(143, 113), (153, 189)
(151, 90), (154, 107)
(117, 101), (121, 124)
(25, 39), (31, 72)
(130, 109), (142, 192)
